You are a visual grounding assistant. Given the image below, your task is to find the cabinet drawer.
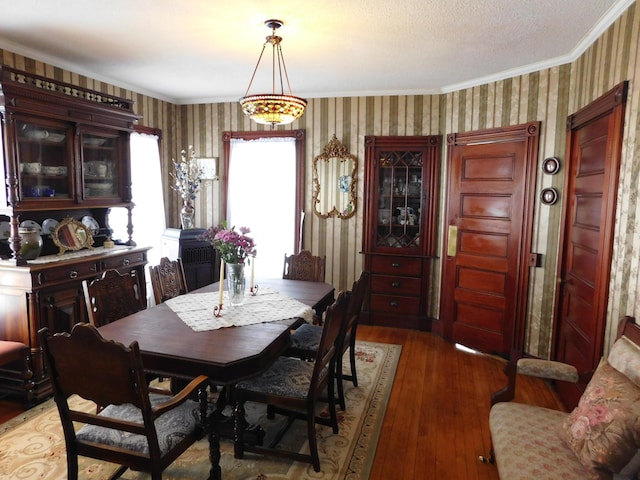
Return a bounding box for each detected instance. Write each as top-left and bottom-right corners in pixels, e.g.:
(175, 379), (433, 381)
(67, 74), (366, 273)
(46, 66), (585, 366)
(370, 256), (422, 276)
(370, 293), (421, 315)
(371, 274), (422, 296)
(101, 252), (146, 271)
(36, 261), (99, 286)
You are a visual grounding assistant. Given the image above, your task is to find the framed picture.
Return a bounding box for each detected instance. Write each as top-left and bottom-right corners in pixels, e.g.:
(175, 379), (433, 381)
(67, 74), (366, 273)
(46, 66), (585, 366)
(196, 157), (218, 180)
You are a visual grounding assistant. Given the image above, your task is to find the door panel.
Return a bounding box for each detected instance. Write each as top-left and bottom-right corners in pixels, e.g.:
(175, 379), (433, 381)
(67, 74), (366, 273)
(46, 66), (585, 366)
(554, 81), (628, 409)
(440, 123), (540, 356)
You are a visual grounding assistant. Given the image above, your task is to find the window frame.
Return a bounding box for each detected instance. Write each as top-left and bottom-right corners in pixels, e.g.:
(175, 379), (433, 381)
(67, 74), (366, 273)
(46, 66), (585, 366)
(222, 130), (305, 253)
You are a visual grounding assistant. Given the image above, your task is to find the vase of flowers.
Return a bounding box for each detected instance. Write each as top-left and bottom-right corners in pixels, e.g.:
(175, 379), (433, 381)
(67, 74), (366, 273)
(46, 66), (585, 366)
(202, 222), (257, 306)
(171, 145), (203, 229)
(225, 263), (246, 305)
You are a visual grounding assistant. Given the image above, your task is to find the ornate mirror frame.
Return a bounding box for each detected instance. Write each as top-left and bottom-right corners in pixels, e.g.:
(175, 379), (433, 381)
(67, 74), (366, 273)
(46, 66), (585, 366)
(52, 217), (95, 255)
(312, 135), (358, 219)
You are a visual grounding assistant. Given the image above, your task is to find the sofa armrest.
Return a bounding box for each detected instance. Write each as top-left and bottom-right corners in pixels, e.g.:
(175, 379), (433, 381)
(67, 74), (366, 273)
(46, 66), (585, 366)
(491, 351), (583, 406)
(516, 358), (579, 383)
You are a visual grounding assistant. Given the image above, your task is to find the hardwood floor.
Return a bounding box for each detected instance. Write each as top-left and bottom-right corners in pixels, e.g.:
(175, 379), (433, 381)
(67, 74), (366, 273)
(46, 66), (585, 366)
(356, 325), (566, 480)
(0, 325), (566, 479)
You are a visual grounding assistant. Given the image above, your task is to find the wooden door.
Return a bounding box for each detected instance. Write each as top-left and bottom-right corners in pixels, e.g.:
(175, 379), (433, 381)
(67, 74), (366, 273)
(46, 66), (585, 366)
(439, 123), (540, 356)
(554, 82), (628, 409)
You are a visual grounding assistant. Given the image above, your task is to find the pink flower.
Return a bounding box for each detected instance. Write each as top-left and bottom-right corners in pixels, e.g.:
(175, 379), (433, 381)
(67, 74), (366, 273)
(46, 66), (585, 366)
(201, 221), (256, 264)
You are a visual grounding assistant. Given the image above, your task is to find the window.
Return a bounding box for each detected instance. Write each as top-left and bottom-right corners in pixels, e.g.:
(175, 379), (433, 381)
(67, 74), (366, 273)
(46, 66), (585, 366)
(223, 130), (305, 278)
(110, 130), (166, 267)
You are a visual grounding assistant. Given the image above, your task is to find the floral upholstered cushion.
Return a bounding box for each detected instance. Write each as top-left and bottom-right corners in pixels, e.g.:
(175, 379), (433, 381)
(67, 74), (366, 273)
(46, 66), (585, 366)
(290, 323), (322, 352)
(76, 393), (202, 456)
(560, 359), (640, 477)
(490, 402), (588, 479)
(608, 336), (640, 387)
(236, 356), (327, 398)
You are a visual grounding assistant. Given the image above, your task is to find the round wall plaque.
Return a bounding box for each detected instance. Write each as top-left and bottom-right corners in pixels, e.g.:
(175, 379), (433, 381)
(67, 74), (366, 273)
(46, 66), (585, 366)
(542, 156), (560, 175)
(540, 187), (559, 205)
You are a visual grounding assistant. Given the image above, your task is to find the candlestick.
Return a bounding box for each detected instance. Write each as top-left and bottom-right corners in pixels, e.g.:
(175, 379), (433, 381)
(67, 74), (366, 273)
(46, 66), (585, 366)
(218, 258), (224, 306)
(250, 257), (255, 291)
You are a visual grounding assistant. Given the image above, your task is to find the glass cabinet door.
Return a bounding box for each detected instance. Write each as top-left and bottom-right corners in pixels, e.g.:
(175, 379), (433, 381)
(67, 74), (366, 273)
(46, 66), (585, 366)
(81, 132), (120, 199)
(375, 150), (424, 250)
(16, 120), (73, 201)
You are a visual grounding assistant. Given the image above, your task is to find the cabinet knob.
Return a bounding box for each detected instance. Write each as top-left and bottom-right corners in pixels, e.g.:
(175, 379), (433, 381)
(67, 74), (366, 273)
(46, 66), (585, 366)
(391, 281), (401, 288)
(69, 271), (78, 279)
(390, 301), (399, 307)
(391, 262), (400, 268)
(123, 259), (130, 266)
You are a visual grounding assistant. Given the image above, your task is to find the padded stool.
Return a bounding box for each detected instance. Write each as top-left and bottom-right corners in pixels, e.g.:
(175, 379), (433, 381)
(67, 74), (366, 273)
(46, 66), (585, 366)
(0, 340), (34, 408)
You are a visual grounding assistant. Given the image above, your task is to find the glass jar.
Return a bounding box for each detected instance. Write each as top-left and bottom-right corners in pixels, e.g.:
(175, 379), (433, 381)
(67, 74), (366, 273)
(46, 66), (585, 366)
(19, 226), (43, 260)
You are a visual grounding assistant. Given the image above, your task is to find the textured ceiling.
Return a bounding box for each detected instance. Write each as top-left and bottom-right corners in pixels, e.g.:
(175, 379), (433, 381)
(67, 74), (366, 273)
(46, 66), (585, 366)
(0, 0), (633, 104)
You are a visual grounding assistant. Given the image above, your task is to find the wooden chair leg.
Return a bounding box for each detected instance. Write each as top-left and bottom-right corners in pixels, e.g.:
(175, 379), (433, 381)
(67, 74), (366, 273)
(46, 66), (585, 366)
(335, 353), (346, 410)
(349, 339), (358, 387)
(307, 405), (321, 472)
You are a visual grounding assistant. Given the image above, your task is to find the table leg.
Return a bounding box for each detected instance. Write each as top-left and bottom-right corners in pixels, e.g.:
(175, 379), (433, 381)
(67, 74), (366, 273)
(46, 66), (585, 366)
(207, 415), (222, 480)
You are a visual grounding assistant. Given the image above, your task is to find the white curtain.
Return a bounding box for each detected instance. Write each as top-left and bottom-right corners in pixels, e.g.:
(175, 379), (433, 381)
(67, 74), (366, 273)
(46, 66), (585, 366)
(228, 137), (296, 279)
(110, 132), (166, 267)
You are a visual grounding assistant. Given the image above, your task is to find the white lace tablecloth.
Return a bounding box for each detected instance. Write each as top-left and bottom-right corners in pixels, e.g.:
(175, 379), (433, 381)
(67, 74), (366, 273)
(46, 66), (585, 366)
(164, 287), (313, 332)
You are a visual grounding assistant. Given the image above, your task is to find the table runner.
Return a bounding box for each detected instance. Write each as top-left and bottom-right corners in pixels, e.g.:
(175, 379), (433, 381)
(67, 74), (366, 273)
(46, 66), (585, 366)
(164, 286), (313, 331)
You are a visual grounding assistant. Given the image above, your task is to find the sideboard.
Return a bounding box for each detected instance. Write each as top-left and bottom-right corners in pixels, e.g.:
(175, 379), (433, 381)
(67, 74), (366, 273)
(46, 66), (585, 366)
(0, 245), (150, 403)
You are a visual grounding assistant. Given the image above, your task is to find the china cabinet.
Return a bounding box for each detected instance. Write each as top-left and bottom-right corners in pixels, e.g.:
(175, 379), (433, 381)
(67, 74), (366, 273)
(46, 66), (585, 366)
(361, 135), (441, 330)
(0, 66), (139, 257)
(0, 66), (145, 403)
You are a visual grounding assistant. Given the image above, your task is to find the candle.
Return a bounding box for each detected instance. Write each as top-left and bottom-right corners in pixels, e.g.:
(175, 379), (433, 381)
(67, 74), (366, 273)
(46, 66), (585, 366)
(250, 257), (255, 291)
(218, 259), (224, 306)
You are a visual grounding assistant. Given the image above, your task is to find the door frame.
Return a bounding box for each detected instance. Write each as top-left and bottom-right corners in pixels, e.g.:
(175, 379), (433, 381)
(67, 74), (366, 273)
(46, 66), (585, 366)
(439, 122), (540, 354)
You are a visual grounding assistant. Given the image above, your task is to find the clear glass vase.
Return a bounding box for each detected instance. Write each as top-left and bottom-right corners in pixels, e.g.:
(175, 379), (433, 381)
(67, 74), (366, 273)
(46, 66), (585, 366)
(226, 263), (246, 306)
(181, 200), (195, 229)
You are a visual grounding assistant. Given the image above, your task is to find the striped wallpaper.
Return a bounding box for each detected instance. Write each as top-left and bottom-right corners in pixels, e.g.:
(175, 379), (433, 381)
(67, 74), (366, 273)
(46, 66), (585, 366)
(1, 1), (638, 357)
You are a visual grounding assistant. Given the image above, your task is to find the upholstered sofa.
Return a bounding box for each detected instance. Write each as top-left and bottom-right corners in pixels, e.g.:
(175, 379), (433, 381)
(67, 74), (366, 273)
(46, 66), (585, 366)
(486, 316), (640, 479)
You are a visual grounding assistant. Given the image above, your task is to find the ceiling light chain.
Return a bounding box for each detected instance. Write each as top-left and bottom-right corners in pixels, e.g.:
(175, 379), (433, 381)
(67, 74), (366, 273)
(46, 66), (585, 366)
(240, 19), (307, 126)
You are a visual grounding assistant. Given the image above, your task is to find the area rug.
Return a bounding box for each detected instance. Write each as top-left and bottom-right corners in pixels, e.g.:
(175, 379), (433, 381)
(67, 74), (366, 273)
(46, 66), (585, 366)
(0, 341), (400, 480)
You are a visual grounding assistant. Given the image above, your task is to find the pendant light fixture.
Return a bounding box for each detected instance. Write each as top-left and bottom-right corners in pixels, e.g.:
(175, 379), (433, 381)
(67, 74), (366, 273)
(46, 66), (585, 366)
(239, 19), (307, 126)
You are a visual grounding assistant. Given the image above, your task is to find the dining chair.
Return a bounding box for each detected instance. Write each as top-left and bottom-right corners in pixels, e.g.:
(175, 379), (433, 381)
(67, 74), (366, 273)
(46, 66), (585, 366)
(285, 270), (369, 410)
(82, 269), (146, 327)
(39, 323), (209, 480)
(232, 291), (349, 472)
(283, 250), (327, 323)
(282, 250), (326, 283)
(149, 257), (189, 305)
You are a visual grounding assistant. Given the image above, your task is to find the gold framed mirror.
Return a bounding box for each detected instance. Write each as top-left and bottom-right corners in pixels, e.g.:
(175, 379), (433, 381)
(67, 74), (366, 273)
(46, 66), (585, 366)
(52, 217), (95, 255)
(312, 135), (357, 219)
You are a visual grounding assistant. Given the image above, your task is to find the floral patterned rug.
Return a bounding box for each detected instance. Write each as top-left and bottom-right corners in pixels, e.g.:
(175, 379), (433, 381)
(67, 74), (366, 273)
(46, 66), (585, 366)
(0, 341), (400, 480)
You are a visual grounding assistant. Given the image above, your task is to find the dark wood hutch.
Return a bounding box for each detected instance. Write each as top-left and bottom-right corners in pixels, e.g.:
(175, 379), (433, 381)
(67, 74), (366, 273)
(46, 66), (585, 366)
(0, 66), (150, 403)
(361, 135), (441, 330)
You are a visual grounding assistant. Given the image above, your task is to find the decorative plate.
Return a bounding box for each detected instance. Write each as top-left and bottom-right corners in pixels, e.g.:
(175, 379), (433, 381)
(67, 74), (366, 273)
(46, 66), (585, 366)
(42, 218), (59, 235)
(542, 156), (561, 175)
(83, 137), (106, 146)
(0, 221), (10, 240)
(81, 215), (100, 235)
(540, 187), (559, 205)
(20, 219), (43, 235)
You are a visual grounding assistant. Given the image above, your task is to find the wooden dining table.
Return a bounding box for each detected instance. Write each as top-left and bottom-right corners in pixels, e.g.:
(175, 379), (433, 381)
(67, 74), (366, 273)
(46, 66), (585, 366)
(98, 277), (335, 480)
